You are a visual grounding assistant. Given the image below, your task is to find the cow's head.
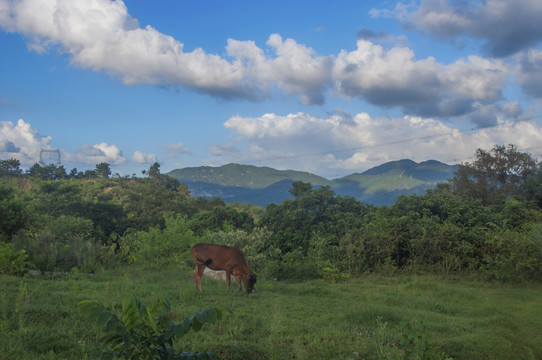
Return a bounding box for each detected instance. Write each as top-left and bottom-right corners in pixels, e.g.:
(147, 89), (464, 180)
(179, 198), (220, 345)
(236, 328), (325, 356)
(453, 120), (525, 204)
(246, 273), (257, 294)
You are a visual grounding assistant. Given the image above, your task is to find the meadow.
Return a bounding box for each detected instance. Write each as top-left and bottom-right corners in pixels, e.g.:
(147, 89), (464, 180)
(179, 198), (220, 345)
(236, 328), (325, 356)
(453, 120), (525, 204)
(1, 267), (541, 360)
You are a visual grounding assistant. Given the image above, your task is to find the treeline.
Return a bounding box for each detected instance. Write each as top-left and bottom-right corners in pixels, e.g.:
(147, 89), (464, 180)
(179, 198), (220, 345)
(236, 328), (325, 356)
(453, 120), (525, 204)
(1, 144), (541, 281)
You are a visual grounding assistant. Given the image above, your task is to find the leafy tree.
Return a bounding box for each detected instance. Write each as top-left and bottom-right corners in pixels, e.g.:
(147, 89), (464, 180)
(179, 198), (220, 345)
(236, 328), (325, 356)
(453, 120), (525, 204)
(0, 184), (27, 237)
(95, 162), (112, 179)
(454, 144), (538, 205)
(190, 205), (255, 236)
(0, 242), (28, 275)
(289, 181), (312, 199)
(0, 158), (22, 176)
(524, 163), (542, 209)
(69, 167), (84, 179)
(262, 184), (371, 254)
(26, 163), (67, 180)
(148, 162), (161, 180)
(83, 169), (98, 179)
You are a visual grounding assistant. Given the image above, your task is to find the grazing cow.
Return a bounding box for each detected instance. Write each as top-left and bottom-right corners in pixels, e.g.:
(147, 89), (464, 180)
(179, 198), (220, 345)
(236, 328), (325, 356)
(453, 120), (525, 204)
(191, 243), (257, 294)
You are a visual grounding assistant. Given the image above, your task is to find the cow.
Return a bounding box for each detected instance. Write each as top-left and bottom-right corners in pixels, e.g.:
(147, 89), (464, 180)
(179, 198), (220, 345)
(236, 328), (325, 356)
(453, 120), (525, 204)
(191, 243), (257, 294)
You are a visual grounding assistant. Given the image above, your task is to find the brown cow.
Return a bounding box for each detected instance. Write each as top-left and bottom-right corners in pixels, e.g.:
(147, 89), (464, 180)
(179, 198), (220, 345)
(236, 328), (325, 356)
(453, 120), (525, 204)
(191, 243), (257, 294)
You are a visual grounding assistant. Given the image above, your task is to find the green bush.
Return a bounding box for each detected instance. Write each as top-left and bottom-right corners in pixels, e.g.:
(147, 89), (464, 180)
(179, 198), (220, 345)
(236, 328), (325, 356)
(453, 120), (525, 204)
(483, 224), (542, 281)
(11, 215), (106, 272)
(204, 227), (280, 273)
(266, 250), (320, 281)
(118, 214), (195, 269)
(0, 242), (28, 275)
(79, 295), (232, 359)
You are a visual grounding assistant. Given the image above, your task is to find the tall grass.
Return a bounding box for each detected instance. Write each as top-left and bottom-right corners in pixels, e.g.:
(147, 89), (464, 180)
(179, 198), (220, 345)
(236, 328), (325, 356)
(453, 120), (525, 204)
(1, 269), (541, 359)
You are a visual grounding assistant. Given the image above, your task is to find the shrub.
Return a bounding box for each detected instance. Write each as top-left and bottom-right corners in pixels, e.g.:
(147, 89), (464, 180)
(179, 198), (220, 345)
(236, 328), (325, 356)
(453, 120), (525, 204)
(483, 223), (542, 281)
(11, 215), (108, 272)
(203, 227), (280, 273)
(0, 242), (28, 275)
(266, 250), (320, 281)
(118, 214), (195, 269)
(79, 295), (232, 359)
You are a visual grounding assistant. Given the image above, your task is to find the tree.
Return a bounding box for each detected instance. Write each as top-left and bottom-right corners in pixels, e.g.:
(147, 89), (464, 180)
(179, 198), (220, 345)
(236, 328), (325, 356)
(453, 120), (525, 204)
(0, 158), (22, 176)
(524, 163), (542, 209)
(26, 163), (66, 180)
(289, 181), (313, 199)
(95, 162), (111, 179)
(148, 162), (160, 180)
(454, 144), (538, 205)
(0, 184), (27, 237)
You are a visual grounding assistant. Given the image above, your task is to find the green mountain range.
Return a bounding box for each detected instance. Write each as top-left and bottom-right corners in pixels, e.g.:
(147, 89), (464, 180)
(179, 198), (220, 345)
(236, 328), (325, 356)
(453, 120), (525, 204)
(167, 160), (458, 206)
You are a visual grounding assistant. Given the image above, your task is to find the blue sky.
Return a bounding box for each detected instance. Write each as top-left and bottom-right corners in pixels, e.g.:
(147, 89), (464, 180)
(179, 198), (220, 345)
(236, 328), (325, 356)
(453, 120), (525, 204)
(1, 0), (542, 178)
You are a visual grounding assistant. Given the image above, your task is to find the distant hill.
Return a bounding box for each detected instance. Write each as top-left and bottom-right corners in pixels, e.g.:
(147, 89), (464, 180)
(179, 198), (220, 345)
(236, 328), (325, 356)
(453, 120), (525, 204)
(168, 163), (331, 188)
(167, 160), (458, 206)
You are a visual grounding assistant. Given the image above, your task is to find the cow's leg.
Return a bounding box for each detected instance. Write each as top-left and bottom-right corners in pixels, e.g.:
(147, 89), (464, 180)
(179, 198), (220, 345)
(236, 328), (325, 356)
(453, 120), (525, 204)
(225, 270), (232, 290)
(194, 263), (205, 292)
(237, 275), (242, 291)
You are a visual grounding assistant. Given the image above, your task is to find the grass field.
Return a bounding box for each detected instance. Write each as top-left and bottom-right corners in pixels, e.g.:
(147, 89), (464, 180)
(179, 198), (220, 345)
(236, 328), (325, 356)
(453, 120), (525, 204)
(1, 268), (541, 359)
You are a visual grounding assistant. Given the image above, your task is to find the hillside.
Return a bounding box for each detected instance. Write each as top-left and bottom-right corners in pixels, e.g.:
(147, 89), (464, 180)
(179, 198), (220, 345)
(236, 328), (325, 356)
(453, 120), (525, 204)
(168, 163), (331, 189)
(167, 160), (458, 206)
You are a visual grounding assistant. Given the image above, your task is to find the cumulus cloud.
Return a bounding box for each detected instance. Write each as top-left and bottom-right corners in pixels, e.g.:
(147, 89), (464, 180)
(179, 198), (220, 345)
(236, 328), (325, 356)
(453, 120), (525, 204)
(265, 34), (334, 105)
(0, 0), (257, 97)
(0, 119), (132, 167)
(209, 143), (239, 156)
(374, 0), (542, 57)
(0, 0), (527, 115)
(0, 0), (333, 104)
(0, 119), (52, 163)
(132, 150), (157, 164)
(223, 111), (542, 177)
(224, 34), (334, 105)
(74, 143), (125, 164)
(225, 112), (345, 155)
(1, 0), (537, 138)
(165, 142), (190, 158)
(333, 39), (509, 122)
(515, 49), (542, 99)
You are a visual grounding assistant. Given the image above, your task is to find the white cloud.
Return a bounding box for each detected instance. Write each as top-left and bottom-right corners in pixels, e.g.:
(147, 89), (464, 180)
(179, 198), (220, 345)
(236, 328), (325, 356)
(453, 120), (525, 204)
(0, 0), (528, 116)
(375, 0), (542, 57)
(333, 40), (509, 121)
(515, 48), (542, 99)
(0, 0), (253, 98)
(0, 119), (52, 163)
(0, 119), (131, 167)
(209, 143), (239, 156)
(73, 142), (125, 164)
(265, 34), (334, 105)
(225, 34), (334, 104)
(0, 0), (333, 104)
(132, 150), (156, 164)
(223, 111), (542, 177)
(165, 142), (190, 158)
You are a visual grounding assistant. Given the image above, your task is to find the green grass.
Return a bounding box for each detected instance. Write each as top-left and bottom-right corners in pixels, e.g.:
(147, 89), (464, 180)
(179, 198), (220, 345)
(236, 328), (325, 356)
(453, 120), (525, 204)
(1, 269), (541, 359)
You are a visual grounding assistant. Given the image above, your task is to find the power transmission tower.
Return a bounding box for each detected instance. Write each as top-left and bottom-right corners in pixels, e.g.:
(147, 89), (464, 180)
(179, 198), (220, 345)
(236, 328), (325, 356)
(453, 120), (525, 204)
(39, 149), (61, 166)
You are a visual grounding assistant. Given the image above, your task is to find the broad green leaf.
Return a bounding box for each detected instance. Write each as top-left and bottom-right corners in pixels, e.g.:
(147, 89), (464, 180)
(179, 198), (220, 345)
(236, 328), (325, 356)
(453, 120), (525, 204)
(145, 306), (157, 332)
(97, 311), (113, 328)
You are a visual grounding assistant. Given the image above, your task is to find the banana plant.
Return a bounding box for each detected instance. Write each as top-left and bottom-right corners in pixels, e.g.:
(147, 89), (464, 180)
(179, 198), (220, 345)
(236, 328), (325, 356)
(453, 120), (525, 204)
(79, 295), (232, 359)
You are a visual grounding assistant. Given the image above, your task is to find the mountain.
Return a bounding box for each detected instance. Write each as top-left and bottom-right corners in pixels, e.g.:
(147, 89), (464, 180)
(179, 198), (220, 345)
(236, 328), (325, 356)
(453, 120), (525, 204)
(167, 160), (458, 206)
(168, 163), (331, 188)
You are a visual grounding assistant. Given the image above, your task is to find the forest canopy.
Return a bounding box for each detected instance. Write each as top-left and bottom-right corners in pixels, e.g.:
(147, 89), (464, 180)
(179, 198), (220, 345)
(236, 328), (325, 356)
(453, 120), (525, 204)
(1, 145), (541, 282)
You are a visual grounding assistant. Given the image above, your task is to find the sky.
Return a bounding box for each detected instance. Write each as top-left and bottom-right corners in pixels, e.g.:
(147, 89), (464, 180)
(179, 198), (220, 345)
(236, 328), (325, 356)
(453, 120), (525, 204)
(1, 0), (542, 179)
